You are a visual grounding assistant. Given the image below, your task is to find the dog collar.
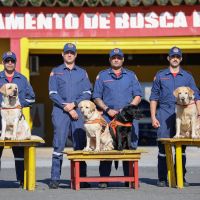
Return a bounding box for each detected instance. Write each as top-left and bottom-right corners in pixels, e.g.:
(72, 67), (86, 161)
(0, 105), (21, 110)
(176, 101), (196, 107)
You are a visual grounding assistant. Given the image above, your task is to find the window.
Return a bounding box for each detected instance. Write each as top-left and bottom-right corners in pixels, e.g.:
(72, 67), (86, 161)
(30, 56), (39, 75)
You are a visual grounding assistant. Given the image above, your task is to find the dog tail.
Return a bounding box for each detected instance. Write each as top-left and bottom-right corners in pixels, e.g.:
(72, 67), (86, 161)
(114, 161), (119, 170)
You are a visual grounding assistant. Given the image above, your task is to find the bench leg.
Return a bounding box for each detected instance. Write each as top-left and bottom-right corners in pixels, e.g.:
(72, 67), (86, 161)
(165, 144), (176, 188)
(24, 146), (36, 191)
(24, 147), (28, 190)
(74, 161), (80, 190)
(134, 161), (139, 189)
(175, 144), (183, 189)
(70, 161), (75, 189)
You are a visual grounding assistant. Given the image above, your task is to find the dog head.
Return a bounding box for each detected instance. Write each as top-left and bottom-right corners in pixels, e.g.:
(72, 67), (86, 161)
(117, 105), (142, 122)
(173, 86), (194, 105)
(78, 100), (96, 120)
(0, 83), (19, 106)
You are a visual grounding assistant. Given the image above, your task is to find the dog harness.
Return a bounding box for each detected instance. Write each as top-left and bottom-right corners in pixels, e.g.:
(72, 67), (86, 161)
(85, 118), (108, 134)
(0, 105), (21, 110)
(109, 119), (132, 139)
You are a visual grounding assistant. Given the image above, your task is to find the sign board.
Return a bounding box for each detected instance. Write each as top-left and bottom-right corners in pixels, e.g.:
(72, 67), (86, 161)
(1, 6), (200, 37)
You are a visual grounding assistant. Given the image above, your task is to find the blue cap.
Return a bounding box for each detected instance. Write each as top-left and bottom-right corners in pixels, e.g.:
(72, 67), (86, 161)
(109, 48), (124, 58)
(169, 46), (182, 57)
(63, 43), (77, 53)
(2, 51), (17, 61)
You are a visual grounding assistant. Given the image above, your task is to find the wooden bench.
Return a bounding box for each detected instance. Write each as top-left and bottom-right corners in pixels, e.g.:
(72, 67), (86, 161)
(65, 149), (146, 190)
(0, 136), (45, 191)
(158, 138), (200, 189)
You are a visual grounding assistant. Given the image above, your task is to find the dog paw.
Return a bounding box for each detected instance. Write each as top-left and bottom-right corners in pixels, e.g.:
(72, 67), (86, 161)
(94, 148), (100, 152)
(118, 146), (123, 151)
(173, 135), (180, 138)
(191, 135), (199, 139)
(0, 137), (5, 140)
(130, 146), (137, 150)
(16, 137), (23, 141)
(83, 147), (92, 152)
(102, 147), (111, 151)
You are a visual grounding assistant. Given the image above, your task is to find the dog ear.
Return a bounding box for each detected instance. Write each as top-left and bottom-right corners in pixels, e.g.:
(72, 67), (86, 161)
(90, 101), (96, 112)
(0, 84), (7, 95)
(78, 101), (82, 108)
(187, 87), (194, 99)
(173, 88), (180, 98)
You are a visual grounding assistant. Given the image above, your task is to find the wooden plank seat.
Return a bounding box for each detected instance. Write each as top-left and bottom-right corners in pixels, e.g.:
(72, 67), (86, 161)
(158, 138), (200, 189)
(0, 136), (45, 191)
(65, 149), (146, 190)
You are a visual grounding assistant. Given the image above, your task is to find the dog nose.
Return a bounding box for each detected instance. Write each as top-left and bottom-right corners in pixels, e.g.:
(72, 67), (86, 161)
(13, 90), (17, 96)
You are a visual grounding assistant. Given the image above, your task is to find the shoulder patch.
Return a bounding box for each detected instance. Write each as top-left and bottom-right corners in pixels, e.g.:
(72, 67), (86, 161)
(134, 74), (138, 81)
(96, 75), (100, 80)
(50, 72), (54, 76)
(153, 76), (156, 81)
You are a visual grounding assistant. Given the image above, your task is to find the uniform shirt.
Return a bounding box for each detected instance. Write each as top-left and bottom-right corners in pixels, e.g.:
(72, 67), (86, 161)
(0, 71), (35, 107)
(150, 67), (200, 110)
(93, 68), (142, 110)
(49, 64), (91, 108)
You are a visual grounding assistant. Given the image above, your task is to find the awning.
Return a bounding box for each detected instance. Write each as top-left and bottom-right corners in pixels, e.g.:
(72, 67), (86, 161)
(0, 0), (198, 7)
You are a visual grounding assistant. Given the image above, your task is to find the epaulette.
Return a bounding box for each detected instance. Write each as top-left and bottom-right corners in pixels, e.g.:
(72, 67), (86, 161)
(78, 65), (85, 70)
(98, 69), (109, 76)
(157, 69), (165, 74)
(95, 69), (109, 80)
(54, 64), (64, 70)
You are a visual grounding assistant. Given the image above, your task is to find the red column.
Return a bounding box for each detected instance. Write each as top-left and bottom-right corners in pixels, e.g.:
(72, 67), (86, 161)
(10, 38), (20, 72)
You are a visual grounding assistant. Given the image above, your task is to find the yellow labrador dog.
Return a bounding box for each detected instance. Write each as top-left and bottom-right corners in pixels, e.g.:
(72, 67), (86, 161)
(174, 86), (200, 138)
(79, 100), (114, 152)
(0, 83), (31, 140)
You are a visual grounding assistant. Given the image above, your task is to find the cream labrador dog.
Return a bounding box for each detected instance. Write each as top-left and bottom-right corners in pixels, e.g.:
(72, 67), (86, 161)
(78, 100), (114, 152)
(174, 86), (200, 138)
(0, 83), (31, 140)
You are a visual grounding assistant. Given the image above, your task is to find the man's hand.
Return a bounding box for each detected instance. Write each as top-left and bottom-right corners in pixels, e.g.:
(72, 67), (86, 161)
(63, 103), (76, 112)
(151, 117), (160, 128)
(107, 109), (119, 118)
(68, 110), (78, 120)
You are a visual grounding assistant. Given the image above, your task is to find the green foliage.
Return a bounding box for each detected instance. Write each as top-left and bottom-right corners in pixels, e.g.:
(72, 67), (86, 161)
(87, 0), (99, 6)
(115, 0), (127, 6)
(100, 0), (113, 6)
(72, 0), (85, 6)
(128, 0), (141, 6)
(1, 0), (14, 6)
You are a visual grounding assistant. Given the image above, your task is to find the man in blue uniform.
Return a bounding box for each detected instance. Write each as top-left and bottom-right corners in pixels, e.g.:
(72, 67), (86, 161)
(93, 48), (142, 188)
(0, 51), (35, 187)
(150, 46), (200, 187)
(48, 43), (92, 189)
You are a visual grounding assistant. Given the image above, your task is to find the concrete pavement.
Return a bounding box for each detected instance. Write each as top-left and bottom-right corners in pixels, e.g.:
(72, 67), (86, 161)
(0, 166), (200, 200)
